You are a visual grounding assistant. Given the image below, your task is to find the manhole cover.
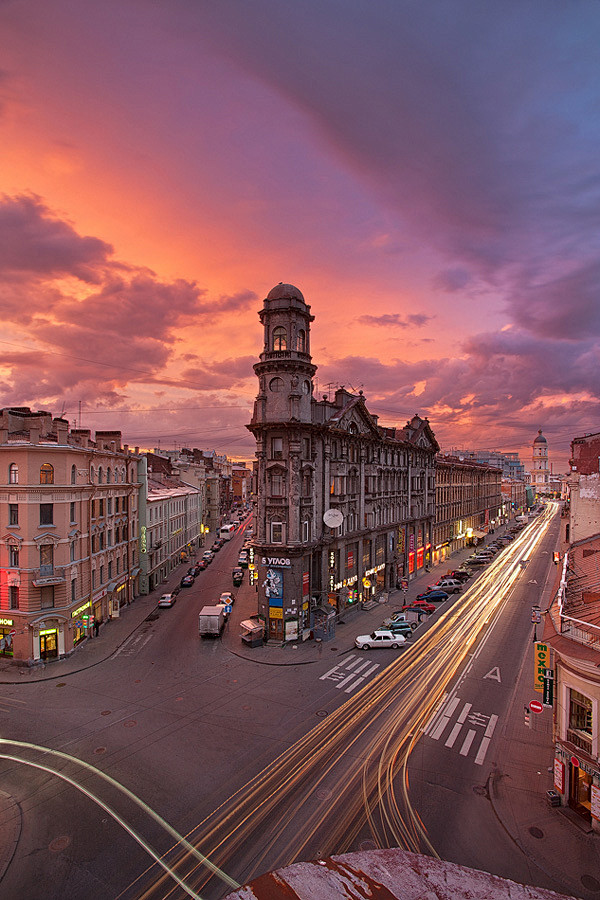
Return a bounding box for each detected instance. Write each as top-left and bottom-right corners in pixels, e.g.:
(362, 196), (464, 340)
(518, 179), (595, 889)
(473, 785), (487, 796)
(49, 835), (71, 853)
(94, 747), (106, 755)
(101, 710), (111, 716)
(317, 788), (332, 800)
(56, 683), (66, 688)
(360, 840), (378, 851)
(315, 710), (328, 718)
(123, 720), (137, 728)
(581, 875), (600, 892)
(528, 826), (544, 839)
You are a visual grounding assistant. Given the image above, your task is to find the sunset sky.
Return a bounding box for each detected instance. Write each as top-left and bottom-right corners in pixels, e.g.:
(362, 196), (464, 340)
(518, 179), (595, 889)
(2, 1), (599, 470)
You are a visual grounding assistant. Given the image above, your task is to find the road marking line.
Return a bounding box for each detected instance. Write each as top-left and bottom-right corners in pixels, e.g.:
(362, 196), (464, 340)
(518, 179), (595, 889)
(423, 692), (448, 735)
(337, 663), (380, 690)
(429, 695), (461, 741)
(445, 702), (472, 748)
(460, 729), (477, 756)
(475, 714), (498, 765)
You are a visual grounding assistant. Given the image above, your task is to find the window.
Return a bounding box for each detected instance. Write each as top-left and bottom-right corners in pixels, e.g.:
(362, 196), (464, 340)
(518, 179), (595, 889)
(269, 376), (284, 392)
(107, 497), (113, 515)
(98, 467), (103, 484)
(302, 438), (311, 459)
(302, 520), (310, 542)
(71, 579), (77, 603)
(40, 544), (54, 575)
(41, 586), (55, 609)
(9, 504), (18, 526)
(92, 569), (96, 589)
(271, 521), (283, 543)
(8, 463), (18, 484)
(302, 470), (312, 497)
(99, 498), (105, 516)
(297, 329), (306, 352)
(70, 502), (76, 523)
(108, 561), (113, 580)
(40, 463), (54, 484)
(100, 565), (104, 584)
(71, 464), (77, 484)
(569, 690), (592, 736)
(271, 472), (285, 496)
(272, 326), (287, 351)
(107, 468), (112, 484)
(9, 546), (19, 568)
(9, 586), (19, 610)
(40, 503), (54, 526)
(70, 541), (76, 562)
(271, 437), (283, 459)
(99, 532), (105, 550)
(115, 496), (120, 513)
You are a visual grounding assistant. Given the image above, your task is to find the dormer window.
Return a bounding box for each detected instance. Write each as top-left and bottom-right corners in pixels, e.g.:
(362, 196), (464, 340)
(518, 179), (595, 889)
(272, 326), (287, 351)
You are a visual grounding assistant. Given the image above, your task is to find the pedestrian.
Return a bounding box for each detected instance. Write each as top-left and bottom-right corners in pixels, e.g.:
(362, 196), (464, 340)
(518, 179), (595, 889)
(93, 618), (100, 637)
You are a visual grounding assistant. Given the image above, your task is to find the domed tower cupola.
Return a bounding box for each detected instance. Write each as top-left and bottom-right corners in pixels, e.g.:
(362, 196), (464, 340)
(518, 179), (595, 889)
(252, 283), (317, 424)
(531, 429), (549, 489)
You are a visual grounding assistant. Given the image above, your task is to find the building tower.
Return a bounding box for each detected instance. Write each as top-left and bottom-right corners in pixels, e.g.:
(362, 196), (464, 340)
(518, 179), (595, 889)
(531, 429), (549, 494)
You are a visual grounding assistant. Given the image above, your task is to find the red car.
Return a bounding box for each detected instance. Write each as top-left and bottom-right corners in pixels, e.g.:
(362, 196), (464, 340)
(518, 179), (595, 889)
(401, 600), (435, 614)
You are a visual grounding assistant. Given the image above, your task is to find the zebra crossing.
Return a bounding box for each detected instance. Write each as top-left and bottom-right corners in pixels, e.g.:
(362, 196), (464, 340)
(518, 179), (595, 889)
(319, 654), (381, 693)
(424, 693), (498, 765)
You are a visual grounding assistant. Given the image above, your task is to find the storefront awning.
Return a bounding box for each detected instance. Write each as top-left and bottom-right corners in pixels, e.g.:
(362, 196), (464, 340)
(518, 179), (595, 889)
(472, 529), (486, 539)
(130, 567), (141, 577)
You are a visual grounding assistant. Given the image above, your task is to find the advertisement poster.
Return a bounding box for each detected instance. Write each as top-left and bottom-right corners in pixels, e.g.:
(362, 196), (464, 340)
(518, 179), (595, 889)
(534, 642), (550, 692)
(263, 568), (283, 600)
(554, 758), (565, 793)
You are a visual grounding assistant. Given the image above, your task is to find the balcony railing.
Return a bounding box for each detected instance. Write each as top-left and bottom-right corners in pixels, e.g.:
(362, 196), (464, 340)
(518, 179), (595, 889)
(33, 566), (66, 586)
(566, 729), (592, 756)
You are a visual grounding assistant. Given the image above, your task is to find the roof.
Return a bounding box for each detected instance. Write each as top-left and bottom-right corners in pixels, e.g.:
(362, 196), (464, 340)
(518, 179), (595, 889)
(266, 283), (305, 302)
(534, 429), (547, 444)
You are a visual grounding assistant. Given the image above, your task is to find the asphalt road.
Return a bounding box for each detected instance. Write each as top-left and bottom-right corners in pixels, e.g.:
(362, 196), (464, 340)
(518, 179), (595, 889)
(0, 509), (562, 900)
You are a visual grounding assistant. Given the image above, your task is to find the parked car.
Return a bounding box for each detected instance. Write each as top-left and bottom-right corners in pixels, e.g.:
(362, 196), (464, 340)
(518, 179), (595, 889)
(232, 567), (244, 587)
(447, 569), (472, 582)
(203, 550), (215, 563)
(238, 551), (249, 568)
(387, 621), (415, 638)
(383, 611), (413, 627)
(191, 565), (202, 576)
(211, 541), (222, 552)
(180, 575), (195, 588)
(429, 578), (462, 594)
(355, 630), (406, 650)
(401, 600), (436, 614)
(158, 593), (177, 608)
(196, 559), (208, 571)
(466, 557), (488, 566)
(416, 590), (449, 603)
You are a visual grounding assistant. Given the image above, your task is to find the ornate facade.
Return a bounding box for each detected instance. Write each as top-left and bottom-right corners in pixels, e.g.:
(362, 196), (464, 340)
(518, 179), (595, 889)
(247, 284), (439, 641)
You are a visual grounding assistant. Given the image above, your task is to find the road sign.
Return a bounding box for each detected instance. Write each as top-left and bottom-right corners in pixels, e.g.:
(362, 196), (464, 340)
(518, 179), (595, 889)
(8, 630), (16, 636)
(529, 699), (543, 714)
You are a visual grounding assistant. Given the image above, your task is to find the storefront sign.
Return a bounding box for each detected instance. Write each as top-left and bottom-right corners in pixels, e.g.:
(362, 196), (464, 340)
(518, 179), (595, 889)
(543, 668), (554, 706)
(554, 759), (565, 793)
(0, 618), (14, 627)
(140, 525), (147, 553)
(534, 642), (550, 692)
(39, 629), (56, 636)
(302, 572), (309, 595)
(261, 556), (291, 567)
(71, 602), (91, 619)
(269, 606), (283, 619)
(591, 785), (600, 822)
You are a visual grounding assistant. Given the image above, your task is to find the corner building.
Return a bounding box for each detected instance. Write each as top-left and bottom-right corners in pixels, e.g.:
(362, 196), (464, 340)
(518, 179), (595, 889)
(247, 284), (439, 642)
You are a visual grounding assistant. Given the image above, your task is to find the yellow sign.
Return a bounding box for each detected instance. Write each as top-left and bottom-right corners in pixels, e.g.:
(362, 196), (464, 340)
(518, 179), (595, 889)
(71, 602), (91, 619)
(362, 577), (371, 588)
(269, 607), (283, 619)
(0, 617), (14, 626)
(39, 629), (57, 636)
(534, 642), (550, 693)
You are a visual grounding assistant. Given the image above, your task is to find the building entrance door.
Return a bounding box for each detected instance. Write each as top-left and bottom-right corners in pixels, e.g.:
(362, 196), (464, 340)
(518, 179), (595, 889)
(269, 616), (284, 641)
(569, 762), (592, 819)
(40, 630), (58, 660)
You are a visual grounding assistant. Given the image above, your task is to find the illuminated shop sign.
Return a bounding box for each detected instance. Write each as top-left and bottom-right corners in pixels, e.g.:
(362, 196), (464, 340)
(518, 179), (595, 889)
(71, 602), (91, 619)
(140, 525), (147, 553)
(261, 556), (291, 567)
(0, 618), (14, 627)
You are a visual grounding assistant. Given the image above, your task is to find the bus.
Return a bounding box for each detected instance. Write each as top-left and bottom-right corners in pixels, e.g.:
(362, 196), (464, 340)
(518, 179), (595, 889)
(220, 524), (236, 540)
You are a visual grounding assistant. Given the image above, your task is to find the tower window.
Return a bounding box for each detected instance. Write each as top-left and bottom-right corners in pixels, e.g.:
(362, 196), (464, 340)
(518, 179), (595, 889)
(297, 329), (306, 352)
(272, 326), (287, 351)
(269, 376), (284, 392)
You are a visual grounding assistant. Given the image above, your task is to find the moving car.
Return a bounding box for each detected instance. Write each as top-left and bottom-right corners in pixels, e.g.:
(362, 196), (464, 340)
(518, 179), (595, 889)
(158, 593), (177, 608)
(180, 574), (195, 588)
(416, 589), (449, 602)
(232, 567), (244, 587)
(355, 630), (406, 650)
(401, 600), (436, 614)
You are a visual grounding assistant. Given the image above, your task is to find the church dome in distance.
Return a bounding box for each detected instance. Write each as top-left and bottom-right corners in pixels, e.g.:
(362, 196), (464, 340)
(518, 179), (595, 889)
(266, 283), (305, 302)
(534, 429), (547, 444)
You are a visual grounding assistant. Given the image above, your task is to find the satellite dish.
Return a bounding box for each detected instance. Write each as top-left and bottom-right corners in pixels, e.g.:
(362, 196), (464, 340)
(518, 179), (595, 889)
(323, 508), (344, 528)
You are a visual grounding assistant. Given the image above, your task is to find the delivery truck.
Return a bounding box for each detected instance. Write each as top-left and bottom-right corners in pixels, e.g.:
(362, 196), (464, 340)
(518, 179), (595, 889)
(198, 605), (226, 638)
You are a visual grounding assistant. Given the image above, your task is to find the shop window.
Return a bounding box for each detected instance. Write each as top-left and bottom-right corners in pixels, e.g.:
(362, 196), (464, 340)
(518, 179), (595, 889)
(8, 586), (19, 610)
(9, 504), (18, 526)
(8, 463), (18, 484)
(40, 503), (54, 526)
(41, 585), (55, 609)
(272, 326), (287, 351)
(71, 464), (77, 484)
(9, 546), (19, 568)
(40, 463), (54, 484)
(271, 521), (283, 543)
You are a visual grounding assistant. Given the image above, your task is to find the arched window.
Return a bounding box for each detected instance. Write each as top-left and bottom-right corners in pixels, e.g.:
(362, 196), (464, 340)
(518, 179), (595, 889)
(71, 464), (77, 484)
(98, 466), (103, 484)
(297, 329), (306, 352)
(107, 468), (112, 484)
(40, 463), (54, 484)
(272, 326), (287, 351)
(8, 463), (18, 484)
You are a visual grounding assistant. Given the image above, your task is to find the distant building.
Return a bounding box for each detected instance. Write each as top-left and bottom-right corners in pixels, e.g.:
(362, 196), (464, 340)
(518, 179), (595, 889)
(447, 448), (525, 481)
(232, 464), (251, 507)
(247, 283), (439, 642)
(531, 429), (550, 493)
(0, 408), (140, 664)
(434, 455), (505, 565)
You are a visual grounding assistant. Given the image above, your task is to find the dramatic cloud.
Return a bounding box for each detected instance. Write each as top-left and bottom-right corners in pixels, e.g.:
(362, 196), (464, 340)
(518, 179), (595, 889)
(358, 313), (433, 329)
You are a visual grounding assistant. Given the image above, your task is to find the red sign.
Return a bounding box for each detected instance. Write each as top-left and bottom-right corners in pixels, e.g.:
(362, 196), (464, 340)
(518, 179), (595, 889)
(571, 755), (580, 768)
(529, 699), (543, 713)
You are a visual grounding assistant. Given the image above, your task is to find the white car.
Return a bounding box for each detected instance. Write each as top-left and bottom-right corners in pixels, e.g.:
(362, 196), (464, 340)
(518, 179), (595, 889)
(158, 593), (177, 608)
(355, 630), (406, 650)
